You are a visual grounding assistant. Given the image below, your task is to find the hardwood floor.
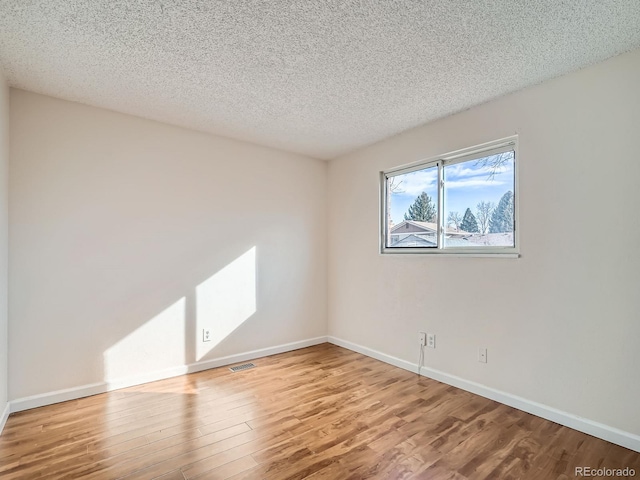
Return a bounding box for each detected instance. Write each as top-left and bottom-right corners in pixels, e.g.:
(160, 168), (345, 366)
(1, 344), (638, 479)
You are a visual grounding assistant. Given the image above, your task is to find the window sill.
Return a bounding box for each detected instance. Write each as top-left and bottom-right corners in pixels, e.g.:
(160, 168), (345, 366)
(380, 249), (520, 258)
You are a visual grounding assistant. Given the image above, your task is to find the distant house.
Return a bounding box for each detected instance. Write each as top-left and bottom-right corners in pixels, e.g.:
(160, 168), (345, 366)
(389, 220), (513, 247)
(391, 233), (437, 247)
(389, 220), (469, 247)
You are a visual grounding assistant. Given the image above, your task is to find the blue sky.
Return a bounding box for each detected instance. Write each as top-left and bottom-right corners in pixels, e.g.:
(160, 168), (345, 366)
(388, 153), (514, 225)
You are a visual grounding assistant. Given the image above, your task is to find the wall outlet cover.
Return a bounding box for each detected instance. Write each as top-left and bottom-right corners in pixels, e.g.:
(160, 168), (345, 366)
(203, 329), (211, 342)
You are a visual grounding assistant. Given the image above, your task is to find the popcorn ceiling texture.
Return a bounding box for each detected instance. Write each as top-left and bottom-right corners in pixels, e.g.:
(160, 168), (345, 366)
(1, 1), (639, 159)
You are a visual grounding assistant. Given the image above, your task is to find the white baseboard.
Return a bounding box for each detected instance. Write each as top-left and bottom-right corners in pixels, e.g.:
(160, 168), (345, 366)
(329, 336), (417, 373)
(9, 336), (328, 414)
(327, 336), (640, 453)
(183, 336), (327, 375)
(0, 401), (9, 435)
(10, 382), (108, 413)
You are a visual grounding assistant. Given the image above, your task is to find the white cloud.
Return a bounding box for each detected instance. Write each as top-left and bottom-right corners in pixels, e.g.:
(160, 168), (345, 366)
(446, 178), (506, 189)
(389, 154), (514, 197)
(392, 169), (437, 196)
(445, 162), (513, 179)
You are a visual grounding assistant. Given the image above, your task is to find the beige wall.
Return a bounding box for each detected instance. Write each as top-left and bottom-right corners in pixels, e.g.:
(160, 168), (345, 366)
(9, 90), (327, 399)
(0, 71), (8, 423)
(328, 49), (640, 435)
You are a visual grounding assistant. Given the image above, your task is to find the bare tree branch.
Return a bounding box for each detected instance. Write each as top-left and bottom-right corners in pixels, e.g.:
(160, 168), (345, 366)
(476, 201), (495, 234)
(447, 211), (461, 231)
(474, 152), (513, 180)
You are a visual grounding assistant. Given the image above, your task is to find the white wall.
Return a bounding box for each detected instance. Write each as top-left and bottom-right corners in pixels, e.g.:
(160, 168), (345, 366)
(328, 49), (640, 436)
(9, 90), (327, 400)
(0, 71), (9, 427)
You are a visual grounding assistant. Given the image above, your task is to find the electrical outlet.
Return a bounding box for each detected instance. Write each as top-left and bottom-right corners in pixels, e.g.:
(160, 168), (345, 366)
(478, 347), (487, 363)
(419, 332), (427, 347)
(203, 328), (211, 343)
(427, 333), (436, 348)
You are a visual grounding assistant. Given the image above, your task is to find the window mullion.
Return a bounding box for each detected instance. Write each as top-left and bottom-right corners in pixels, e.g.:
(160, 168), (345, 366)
(437, 162), (444, 249)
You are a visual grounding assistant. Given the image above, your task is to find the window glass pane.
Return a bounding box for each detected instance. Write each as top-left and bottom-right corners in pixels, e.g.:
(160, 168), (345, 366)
(386, 165), (439, 248)
(443, 151), (515, 248)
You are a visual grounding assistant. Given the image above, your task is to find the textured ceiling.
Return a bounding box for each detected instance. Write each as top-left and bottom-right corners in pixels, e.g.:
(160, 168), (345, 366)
(1, 1), (640, 159)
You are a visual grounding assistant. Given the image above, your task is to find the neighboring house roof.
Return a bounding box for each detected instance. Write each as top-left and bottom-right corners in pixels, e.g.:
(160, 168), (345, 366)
(391, 234), (436, 247)
(390, 220), (470, 237)
(390, 221), (515, 248)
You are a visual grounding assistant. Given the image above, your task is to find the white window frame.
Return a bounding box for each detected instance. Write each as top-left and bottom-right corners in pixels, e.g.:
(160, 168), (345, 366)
(380, 136), (519, 257)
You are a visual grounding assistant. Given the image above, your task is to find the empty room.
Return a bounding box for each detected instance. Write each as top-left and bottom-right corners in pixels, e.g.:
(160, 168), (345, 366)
(1, 1), (640, 479)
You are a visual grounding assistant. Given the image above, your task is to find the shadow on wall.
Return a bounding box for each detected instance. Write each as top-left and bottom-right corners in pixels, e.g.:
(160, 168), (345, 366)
(103, 247), (257, 385)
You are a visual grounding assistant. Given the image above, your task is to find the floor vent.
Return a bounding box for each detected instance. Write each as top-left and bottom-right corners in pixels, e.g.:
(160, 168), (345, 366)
(229, 362), (256, 372)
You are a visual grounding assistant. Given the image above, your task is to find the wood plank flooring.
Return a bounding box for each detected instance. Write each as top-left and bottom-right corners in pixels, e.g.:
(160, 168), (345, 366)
(1, 343), (638, 479)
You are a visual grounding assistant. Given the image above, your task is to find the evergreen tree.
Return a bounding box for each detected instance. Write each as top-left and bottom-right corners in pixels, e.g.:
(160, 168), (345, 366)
(404, 192), (436, 222)
(489, 191), (514, 233)
(460, 208), (479, 233)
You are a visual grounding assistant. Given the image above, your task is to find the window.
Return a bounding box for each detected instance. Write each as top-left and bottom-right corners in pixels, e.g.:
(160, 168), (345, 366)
(381, 137), (517, 255)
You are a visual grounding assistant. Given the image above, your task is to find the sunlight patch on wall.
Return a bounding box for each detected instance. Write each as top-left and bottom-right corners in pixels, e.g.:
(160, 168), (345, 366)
(103, 297), (186, 383)
(196, 247), (256, 361)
